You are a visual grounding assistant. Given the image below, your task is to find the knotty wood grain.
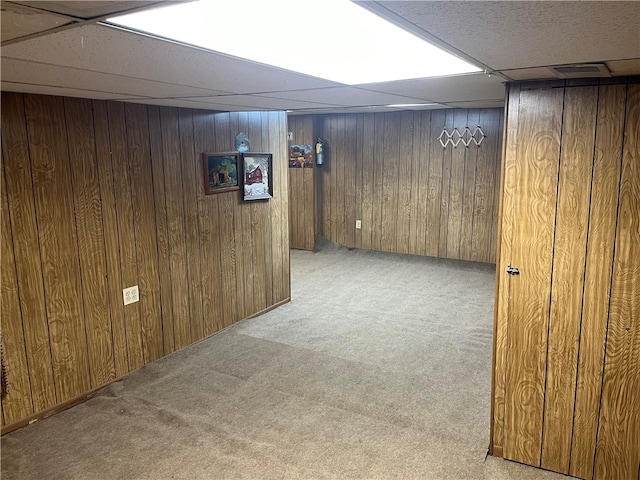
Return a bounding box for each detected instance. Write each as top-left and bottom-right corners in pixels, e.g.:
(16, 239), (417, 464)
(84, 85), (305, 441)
(503, 86), (564, 467)
(92, 100), (130, 376)
(1, 92), (57, 411)
(107, 101), (144, 371)
(63, 97), (115, 386)
(541, 85), (598, 474)
(344, 115), (358, 249)
(372, 113), (385, 252)
(594, 83), (640, 480)
(360, 114), (375, 251)
(125, 103), (164, 363)
(26, 94), (91, 402)
(408, 112), (424, 255)
(1, 162), (33, 423)
(355, 114), (364, 250)
(570, 83), (626, 480)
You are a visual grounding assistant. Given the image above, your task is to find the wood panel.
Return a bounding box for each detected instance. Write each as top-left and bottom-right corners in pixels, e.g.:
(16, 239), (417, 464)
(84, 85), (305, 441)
(493, 78), (639, 480)
(503, 86), (564, 467)
(541, 85), (598, 473)
(570, 83), (626, 480)
(1, 92), (290, 432)
(491, 83), (520, 455)
(315, 108), (503, 263)
(107, 101), (144, 371)
(63, 97), (115, 387)
(288, 116), (316, 250)
(25, 94), (91, 402)
(594, 83), (640, 480)
(1, 161), (33, 423)
(92, 100), (129, 377)
(1, 93), (57, 412)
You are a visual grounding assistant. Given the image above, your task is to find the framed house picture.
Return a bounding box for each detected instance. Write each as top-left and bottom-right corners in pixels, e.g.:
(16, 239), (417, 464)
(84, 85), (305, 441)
(242, 153), (273, 201)
(202, 152), (240, 194)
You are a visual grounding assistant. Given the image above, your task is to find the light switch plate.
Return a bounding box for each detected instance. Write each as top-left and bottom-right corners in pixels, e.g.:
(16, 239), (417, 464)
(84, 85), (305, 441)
(123, 285), (139, 305)
(355, 220), (362, 229)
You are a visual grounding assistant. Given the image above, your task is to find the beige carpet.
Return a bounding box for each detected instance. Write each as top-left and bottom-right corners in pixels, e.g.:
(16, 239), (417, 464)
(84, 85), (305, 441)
(1, 240), (567, 480)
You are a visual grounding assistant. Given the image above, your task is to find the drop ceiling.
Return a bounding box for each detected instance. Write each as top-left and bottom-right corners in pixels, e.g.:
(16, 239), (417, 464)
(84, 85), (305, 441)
(2, 1), (639, 114)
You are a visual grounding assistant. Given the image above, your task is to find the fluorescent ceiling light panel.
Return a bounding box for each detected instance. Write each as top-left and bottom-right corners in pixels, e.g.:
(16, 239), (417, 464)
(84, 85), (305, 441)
(108, 0), (480, 85)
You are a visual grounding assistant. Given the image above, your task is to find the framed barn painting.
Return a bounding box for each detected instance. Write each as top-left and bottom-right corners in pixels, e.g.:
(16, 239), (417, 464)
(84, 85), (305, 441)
(242, 153), (273, 201)
(203, 152), (240, 194)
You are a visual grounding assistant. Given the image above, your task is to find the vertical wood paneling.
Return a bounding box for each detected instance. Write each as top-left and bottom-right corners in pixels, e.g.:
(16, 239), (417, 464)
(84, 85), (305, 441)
(1, 93), (57, 411)
(192, 110), (223, 335)
(315, 108), (502, 263)
(25, 94), (91, 402)
(438, 110), (455, 257)
(107, 102), (144, 371)
(361, 114), (375, 251)
(541, 85), (598, 473)
(160, 107), (192, 347)
(446, 109), (468, 259)
(594, 83), (640, 480)
(147, 105), (176, 354)
(397, 112), (413, 254)
(459, 109), (479, 260)
(491, 84), (519, 454)
(92, 100), (129, 376)
(569, 84), (626, 480)
(125, 103), (164, 363)
(63, 97), (115, 387)
(287, 115), (316, 251)
(473, 109), (502, 263)
(494, 79), (638, 480)
(1, 92), (290, 431)
(1, 163), (33, 423)
(178, 108), (205, 342)
(503, 86), (564, 467)
(426, 110), (445, 257)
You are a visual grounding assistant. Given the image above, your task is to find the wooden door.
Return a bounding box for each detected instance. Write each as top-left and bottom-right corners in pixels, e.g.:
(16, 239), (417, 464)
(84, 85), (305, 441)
(497, 80), (638, 479)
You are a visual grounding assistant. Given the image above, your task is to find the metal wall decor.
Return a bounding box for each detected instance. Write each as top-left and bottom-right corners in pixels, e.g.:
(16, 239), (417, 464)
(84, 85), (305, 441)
(438, 126), (486, 148)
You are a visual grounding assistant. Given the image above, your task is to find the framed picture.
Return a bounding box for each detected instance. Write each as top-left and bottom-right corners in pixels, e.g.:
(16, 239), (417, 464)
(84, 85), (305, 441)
(203, 152), (240, 194)
(289, 144), (313, 168)
(242, 153), (273, 201)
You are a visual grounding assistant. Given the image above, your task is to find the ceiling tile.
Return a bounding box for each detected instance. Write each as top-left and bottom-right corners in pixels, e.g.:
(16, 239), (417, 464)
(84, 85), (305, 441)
(0, 81), (142, 100)
(9, 1), (176, 19)
(376, 1), (640, 71)
(1, 23), (341, 94)
(178, 94), (340, 111)
(361, 73), (505, 103)
(259, 86), (432, 107)
(1, 6), (72, 42)
(1, 57), (231, 98)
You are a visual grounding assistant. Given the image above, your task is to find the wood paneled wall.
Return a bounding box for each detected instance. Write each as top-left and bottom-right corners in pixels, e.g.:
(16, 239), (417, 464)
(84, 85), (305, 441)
(0, 92), (290, 430)
(314, 109), (503, 263)
(288, 116), (316, 250)
(492, 79), (639, 480)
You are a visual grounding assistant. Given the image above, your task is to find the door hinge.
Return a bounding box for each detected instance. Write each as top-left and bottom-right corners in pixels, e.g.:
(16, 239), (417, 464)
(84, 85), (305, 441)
(506, 265), (520, 276)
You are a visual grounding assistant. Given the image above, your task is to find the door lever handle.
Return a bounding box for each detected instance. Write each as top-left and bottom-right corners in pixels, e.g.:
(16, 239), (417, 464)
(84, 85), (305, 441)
(506, 265), (520, 276)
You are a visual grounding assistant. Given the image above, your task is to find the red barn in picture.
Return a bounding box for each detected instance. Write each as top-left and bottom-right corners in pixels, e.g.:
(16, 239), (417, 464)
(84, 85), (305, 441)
(246, 165), (263, 185)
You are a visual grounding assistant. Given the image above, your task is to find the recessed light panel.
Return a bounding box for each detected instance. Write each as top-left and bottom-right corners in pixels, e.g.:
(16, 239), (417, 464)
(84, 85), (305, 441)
(107, 0), (480, 85)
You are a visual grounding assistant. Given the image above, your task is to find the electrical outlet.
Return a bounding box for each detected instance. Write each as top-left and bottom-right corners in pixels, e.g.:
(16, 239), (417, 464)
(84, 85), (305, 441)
(355, 220), (362, 229)
(123, 285), (139, 306)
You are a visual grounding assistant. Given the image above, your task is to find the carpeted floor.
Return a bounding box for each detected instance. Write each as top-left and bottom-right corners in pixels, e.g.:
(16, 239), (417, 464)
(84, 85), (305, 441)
(1, 240), (566, 479)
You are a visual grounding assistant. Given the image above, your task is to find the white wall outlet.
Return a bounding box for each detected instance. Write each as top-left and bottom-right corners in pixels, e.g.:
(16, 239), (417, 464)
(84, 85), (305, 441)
(123, 285), (139, 306)
(355, 220), (362, 229)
